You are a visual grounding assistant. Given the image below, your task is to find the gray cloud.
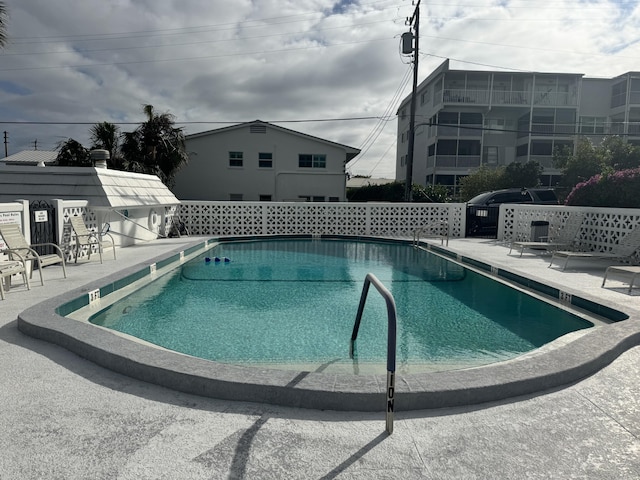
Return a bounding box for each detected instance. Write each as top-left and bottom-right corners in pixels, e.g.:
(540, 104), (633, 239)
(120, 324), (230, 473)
(2, 0), (640, 178)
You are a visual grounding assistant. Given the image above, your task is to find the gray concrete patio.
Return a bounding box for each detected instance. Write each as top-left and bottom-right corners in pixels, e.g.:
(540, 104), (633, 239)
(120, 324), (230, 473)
(1, 236), (639, 479)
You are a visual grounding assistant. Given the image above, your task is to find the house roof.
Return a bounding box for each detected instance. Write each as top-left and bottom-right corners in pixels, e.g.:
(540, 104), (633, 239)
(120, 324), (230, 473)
(0, 165), (180, 209)
(347, 177), (396, 188)
(186, 120), (361, 162)
(1, 150), (58, 166)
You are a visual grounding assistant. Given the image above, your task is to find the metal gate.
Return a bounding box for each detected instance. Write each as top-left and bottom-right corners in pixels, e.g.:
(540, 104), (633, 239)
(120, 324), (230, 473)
(29, 200), (57, 255)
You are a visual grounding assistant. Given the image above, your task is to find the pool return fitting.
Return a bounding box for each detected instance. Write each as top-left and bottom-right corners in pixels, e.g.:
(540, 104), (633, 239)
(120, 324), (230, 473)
(350, 272), (397, 435)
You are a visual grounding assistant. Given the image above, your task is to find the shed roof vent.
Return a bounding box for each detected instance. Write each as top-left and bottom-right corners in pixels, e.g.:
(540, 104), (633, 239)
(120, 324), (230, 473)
(250, 124), (267, 134)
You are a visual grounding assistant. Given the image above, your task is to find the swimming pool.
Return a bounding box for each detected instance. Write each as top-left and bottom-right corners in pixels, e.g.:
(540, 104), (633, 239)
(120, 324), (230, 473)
(18, 235), (638, 411)
(88, 238), (592, 374)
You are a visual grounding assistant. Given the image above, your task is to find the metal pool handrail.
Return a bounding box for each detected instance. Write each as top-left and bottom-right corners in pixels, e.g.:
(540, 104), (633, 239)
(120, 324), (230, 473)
(413, 220), (449, 247)
(350, 272), (397, 435)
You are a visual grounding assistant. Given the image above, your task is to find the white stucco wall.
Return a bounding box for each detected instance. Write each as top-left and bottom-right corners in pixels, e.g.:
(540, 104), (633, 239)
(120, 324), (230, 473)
(174, 123), (357, 201)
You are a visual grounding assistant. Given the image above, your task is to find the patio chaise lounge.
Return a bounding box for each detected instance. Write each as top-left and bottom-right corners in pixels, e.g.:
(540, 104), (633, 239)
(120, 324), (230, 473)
(69, 216), (116, 264)
(0, 223), (67, 286)
(509, 214), (583, 257)
(601, 265), (640, 294)
(549, 226), (640, 271)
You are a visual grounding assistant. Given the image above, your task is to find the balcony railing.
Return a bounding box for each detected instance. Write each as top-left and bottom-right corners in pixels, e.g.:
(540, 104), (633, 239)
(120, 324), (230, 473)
(436, 125), (482, 137)
(442, 89), (577, 107)
(432, 155), (481, 168)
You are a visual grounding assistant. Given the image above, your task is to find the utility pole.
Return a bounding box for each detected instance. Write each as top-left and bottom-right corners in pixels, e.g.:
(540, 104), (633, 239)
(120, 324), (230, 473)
(3, 131), (7, 157)
(403, 0), (420, 202)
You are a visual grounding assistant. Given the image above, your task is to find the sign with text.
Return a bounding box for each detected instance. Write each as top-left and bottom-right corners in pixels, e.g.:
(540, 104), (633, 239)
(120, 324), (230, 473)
(0, 212), (22, 251)
(34, 210), (48, 223)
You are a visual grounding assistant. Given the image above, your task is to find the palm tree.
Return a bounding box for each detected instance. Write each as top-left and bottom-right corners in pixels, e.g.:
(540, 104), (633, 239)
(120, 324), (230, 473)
(120, 104), (188, 187)
(90, 121), (123, 169)
(56, 138), (91, 167)
(0, 2), (8, 48)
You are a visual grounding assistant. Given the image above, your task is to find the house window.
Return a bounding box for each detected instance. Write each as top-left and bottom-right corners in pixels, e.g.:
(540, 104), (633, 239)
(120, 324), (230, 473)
(313, 154), (326, 168)
(229, 193), (243, 201)
(258, 152), (273, 168)
(259, 194), (272, 201)
(298, 154), (326, 168)
(229, 151), (243, 167)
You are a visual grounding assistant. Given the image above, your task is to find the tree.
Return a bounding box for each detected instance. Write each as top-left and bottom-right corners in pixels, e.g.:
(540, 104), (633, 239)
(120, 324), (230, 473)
(89, 121), (123, 169)
(56, 138), (91, 167)
(120, 104), (188, 187)
(0, 2), (8, 49)
(599, 135), (640, 171)
(502, 161), (542, 188)
(458, 165), (505, 201)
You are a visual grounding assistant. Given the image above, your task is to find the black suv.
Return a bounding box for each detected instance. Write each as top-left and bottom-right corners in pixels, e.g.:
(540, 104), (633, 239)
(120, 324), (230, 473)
(466, 188), (559, 237)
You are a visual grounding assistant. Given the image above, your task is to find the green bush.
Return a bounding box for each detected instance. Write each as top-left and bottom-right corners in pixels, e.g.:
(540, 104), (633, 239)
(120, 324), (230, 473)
(565, 167), (640, 208)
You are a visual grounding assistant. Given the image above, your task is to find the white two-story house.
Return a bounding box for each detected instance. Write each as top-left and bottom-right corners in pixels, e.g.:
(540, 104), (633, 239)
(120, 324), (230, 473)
(172, 120), (360, 202)
(397, 59), (640, 196)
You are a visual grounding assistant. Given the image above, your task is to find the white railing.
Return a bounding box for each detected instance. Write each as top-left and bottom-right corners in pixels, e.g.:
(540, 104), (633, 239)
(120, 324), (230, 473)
(499, 204), (640, 254)
(177, 201), (467, 239)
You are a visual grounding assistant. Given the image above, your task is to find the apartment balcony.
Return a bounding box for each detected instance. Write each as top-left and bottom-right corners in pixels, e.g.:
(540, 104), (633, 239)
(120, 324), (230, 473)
(428, 155), (482, 169)
(442, 89), (577, 107)
(436, 125), (483, 137)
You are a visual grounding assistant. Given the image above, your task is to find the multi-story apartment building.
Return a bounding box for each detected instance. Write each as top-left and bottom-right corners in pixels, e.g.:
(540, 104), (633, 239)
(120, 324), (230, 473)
(396, 59), (640, 195)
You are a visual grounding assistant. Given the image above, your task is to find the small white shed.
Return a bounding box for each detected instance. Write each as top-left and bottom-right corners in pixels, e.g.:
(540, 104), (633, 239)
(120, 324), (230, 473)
(0, 162), (180, 246)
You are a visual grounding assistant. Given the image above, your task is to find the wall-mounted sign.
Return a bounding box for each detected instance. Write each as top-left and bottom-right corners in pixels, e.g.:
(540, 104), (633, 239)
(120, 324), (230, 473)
(0, 212), (22, 251)
(34, 210), (48, 223)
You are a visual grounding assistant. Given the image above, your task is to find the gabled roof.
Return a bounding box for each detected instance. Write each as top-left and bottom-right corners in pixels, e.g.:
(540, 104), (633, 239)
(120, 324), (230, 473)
(0, 165), (180, 209)
(186, 120), (361, 162)
(1, 150), (58, 166)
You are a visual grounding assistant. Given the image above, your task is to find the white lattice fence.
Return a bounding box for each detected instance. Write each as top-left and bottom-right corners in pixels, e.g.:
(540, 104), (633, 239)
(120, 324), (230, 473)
(60, 203), (99, 262)
(502, 205), (640, 255)
(178, 202), (466, 238)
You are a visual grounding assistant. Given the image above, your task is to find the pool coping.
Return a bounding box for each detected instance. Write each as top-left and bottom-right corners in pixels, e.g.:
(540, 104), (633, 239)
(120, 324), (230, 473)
(17, 235), (640, 412)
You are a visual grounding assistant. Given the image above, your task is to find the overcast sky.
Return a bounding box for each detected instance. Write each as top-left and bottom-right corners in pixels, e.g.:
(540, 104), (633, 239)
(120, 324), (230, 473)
(2, 0), (640, 179)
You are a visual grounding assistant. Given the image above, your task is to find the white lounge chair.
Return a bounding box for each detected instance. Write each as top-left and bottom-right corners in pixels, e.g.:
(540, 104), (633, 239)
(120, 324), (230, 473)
(69, 216), (116, 264)
(0, 260), (30, 300)
(0, 223), (67, 286)
(549, 226), (640, 271)
(509, 214), (584, 257)
(601, 265), (640, 294)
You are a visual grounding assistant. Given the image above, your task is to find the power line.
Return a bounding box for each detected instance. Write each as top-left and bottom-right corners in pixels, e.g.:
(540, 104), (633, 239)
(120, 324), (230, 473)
(0, 116), (395, 126)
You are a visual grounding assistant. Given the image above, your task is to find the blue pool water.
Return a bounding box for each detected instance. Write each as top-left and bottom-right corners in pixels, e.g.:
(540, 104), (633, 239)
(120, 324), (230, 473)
(90, 239), (593, 372)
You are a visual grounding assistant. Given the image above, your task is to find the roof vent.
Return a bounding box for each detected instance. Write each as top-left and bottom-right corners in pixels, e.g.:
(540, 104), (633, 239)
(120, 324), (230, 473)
(90, 149), (110, 169)
(250, 124), (267, 134)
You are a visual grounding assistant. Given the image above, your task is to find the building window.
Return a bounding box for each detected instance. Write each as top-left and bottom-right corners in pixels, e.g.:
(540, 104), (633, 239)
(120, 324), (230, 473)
(516, 143), (529, 157)
(484, 146), (499, 165)
(484, 118), (505, 133)
(229, 193), (243, 201)
(531, 140), (553, 155)
(312, 196), (325, 202)
(580, 116), (606, 134)
(299, 154), (326, 168)
(259, 194), (272, 201)
(420, 88), (429, 105)
(229, 151), (243, 167)
(329, 197), (339, 202)
(258, 152), (273, 168)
